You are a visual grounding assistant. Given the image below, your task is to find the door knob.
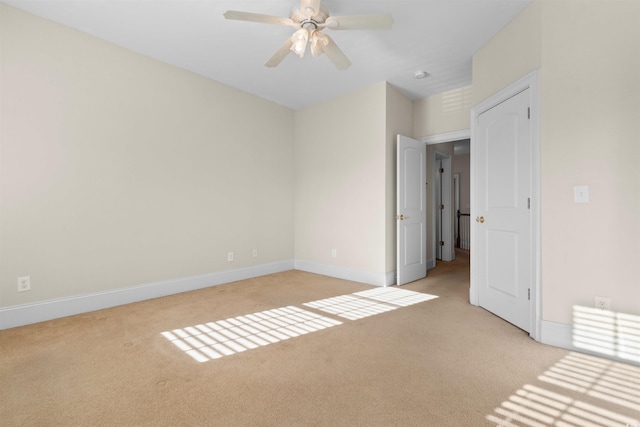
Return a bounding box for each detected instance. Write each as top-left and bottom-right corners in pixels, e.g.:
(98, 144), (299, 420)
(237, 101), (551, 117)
(476, 216), (485, 223)
(396, 214), (409, 220)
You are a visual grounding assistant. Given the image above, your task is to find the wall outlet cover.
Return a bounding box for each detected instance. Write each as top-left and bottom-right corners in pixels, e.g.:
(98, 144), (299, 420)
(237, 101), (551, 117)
(18, 276), (31, 292)
(594, 296), (611, 311)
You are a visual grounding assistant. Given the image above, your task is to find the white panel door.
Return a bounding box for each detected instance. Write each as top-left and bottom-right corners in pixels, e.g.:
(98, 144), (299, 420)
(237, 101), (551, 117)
(397, 135), (427, 285)
(476, 89), (532, 332)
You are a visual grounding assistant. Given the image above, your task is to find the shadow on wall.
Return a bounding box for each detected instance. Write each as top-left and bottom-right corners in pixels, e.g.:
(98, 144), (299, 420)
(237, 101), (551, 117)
(572, 306), (640, 365)
(442, 86), (473, 115)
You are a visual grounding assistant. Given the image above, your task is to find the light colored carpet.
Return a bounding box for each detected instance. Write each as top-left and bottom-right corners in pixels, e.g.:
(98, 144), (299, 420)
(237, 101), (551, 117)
(1, 250), (638, 426)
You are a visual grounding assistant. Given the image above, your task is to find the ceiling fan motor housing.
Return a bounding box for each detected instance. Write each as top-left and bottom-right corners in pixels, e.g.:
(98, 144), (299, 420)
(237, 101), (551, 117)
(291, 3), (329, 29)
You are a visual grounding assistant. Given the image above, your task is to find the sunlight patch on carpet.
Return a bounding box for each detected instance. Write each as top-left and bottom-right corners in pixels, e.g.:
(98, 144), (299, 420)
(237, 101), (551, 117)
(162, 288), (438, 362)
(303, 295), (398, 320)
(161, 306), (342, 363)
(353, 287), (439, 307)
(486, 352), (640, 427)
(538, 352), (640, 413)
(304, 288), (438, 320)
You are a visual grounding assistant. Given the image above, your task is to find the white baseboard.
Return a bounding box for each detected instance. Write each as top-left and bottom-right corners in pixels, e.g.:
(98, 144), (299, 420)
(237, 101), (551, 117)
(294, 260), (392, 287)
(0, 260), (294, 330)
(384, 271), (396, 286)
(540, 320), (575, 350)
(540, 320), (639, 366)
(293, 258), (436, 287)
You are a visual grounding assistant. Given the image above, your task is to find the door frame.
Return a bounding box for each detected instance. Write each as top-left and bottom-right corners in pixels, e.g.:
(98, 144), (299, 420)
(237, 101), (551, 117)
(470, 71), (541, 341)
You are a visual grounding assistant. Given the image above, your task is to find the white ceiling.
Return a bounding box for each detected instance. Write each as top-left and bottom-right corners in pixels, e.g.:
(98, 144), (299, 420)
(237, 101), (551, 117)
(3, 0), (532, 110)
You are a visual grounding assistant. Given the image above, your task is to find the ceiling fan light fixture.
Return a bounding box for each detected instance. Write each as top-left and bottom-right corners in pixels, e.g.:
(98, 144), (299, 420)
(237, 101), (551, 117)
(291, 28), (309, 58)
(224, 1), (392, 69)
(310, 31), (329, 57)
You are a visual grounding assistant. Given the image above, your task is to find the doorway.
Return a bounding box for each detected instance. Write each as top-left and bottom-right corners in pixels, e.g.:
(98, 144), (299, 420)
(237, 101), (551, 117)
(396, 133), (468, 284)
(425, 138), (470, 265)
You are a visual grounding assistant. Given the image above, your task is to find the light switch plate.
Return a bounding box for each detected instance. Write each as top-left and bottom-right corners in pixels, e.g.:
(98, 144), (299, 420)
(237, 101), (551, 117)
(574, 185), (589, 203)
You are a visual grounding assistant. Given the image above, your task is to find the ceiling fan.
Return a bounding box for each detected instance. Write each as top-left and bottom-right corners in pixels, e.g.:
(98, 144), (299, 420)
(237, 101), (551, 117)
(223, 0), (393, 70)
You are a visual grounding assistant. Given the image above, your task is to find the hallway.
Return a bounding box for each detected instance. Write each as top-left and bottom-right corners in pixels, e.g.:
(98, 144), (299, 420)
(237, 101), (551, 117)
(405, 248), (471, 304)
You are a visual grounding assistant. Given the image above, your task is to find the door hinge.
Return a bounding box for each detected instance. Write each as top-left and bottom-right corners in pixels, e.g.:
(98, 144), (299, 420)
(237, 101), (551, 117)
(527, 107), (531, 119)
(528, 288), (531, 300)
(527, 198), (531, 210)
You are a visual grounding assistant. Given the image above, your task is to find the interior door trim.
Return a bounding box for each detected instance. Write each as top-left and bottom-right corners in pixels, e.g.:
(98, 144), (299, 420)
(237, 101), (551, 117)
(419, 130), (471, 145)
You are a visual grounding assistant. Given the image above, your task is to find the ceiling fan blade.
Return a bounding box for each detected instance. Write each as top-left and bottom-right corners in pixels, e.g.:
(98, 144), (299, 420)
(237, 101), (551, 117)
(323, 34), (351, 70)
(324, 14), (393, 30)
(265, 38), (294, 68)
(223, 10), (294, 26)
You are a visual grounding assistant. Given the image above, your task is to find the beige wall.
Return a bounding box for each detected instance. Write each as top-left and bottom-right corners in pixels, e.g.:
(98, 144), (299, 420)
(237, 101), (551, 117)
(293, 81), (413, 281)
(0, 5), (295, 307)
(1, 4), (406, 313)
(539, 0), (639, 321)
(473, 0), (640, 324)
(294, 83), (388, 277)
(472, 2), (542, 105)
(414, 85), (472, 138)
(385, 84), (414, 273)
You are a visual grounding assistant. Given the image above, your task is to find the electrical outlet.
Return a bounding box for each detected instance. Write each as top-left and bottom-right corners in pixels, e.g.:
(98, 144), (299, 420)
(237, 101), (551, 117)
(227, 252), (234, 262)
(18, 276), (31, 292)
(252, 249), (258, 257)
(594, 296), (611, 311)
(331, 249), (337, 258)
